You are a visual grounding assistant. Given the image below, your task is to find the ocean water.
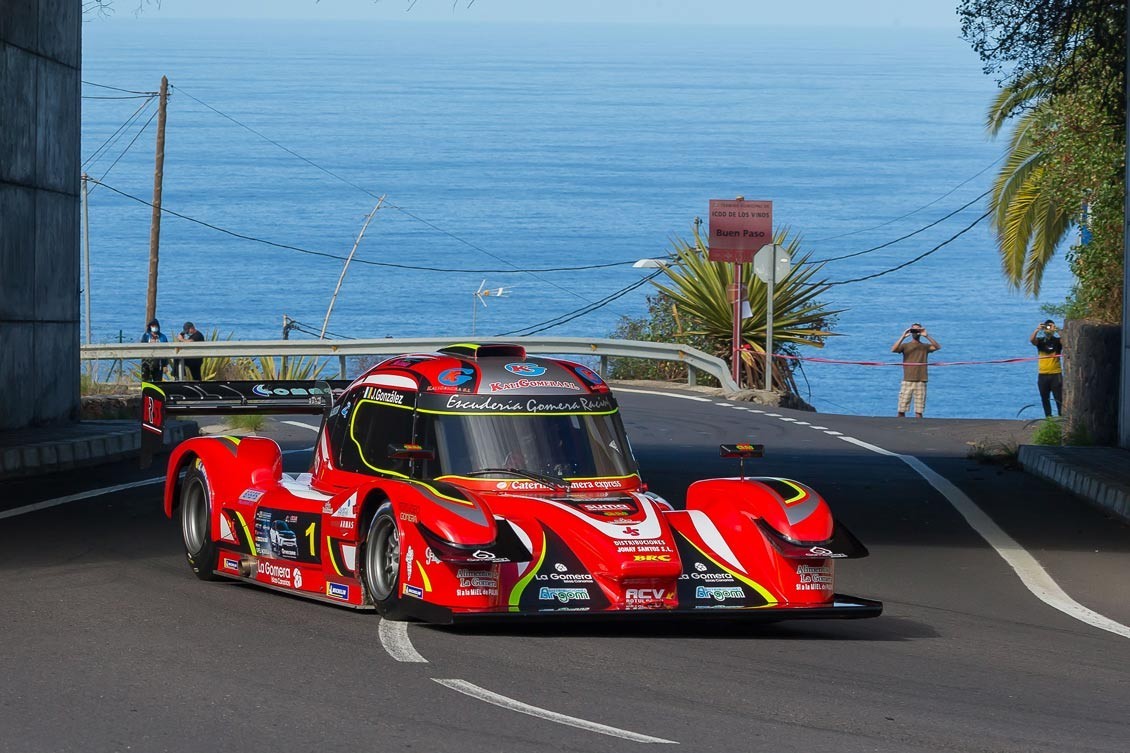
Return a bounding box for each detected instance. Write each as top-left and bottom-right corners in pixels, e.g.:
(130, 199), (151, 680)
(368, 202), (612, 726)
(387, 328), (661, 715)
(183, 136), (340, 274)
(80, 19), (1072, 419)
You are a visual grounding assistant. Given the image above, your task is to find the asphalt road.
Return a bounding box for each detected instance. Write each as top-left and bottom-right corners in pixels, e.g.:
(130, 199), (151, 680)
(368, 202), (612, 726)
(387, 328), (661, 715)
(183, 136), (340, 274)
(1, 389), (1128, 753)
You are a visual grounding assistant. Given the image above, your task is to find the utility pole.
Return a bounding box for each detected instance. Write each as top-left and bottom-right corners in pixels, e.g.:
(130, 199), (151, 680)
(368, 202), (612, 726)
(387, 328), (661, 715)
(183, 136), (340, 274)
(321, 196), (385, 339)
(81, 173), (92, 345)
(145, 75), (168, 324)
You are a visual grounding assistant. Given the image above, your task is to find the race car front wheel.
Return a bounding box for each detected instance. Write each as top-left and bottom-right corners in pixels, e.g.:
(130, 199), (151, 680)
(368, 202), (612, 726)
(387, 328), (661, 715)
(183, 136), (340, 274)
(362, 505), (406, 619)
(180, 462), (223, 581)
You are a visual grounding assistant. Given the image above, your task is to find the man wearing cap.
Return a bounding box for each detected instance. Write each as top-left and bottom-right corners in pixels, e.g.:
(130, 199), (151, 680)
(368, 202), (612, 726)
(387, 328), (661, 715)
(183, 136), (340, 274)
(176, 321), (206, 381)
(1030, 320), (1063, 417)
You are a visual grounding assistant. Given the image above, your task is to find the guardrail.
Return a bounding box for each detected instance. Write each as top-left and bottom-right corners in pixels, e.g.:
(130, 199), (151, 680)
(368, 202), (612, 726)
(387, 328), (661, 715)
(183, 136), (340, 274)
(79, 337), (739, 393)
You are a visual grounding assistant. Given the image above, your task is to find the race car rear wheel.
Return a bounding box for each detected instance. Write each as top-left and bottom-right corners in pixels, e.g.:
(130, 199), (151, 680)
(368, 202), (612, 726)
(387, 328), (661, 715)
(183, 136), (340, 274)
(362, 505), (406, 618)
(180, 462), (223, 581)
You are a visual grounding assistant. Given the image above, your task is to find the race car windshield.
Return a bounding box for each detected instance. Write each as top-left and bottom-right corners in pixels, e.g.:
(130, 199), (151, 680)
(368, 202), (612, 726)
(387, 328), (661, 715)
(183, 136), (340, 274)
(430, 412), (637, 480)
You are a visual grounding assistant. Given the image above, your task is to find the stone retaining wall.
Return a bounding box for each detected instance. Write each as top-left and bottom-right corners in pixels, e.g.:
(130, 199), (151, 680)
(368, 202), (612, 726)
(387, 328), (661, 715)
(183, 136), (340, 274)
(1063, 320), (1121, 446)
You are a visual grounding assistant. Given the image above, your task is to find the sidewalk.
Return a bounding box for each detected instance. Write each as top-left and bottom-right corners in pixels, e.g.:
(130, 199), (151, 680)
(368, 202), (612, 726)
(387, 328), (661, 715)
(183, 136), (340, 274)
(0, 420), (197, 480)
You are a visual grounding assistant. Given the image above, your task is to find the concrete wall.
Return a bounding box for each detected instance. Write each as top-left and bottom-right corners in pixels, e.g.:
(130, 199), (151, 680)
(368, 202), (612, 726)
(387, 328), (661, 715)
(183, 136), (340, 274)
(1064, 320), (1121, 446)
(0, 0), (81, 430)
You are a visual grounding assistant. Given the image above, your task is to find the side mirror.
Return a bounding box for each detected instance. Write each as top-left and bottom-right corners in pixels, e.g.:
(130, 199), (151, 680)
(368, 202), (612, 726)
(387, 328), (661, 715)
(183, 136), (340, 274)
(388, 443), (435, 461)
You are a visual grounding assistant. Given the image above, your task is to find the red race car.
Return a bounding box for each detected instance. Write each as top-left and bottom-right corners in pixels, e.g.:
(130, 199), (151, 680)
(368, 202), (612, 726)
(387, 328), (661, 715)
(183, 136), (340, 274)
(142, 343), (881, 623)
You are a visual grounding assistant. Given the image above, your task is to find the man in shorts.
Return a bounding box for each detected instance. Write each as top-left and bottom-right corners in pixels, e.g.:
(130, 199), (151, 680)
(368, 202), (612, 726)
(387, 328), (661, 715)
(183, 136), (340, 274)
(891, 323), (941, 417)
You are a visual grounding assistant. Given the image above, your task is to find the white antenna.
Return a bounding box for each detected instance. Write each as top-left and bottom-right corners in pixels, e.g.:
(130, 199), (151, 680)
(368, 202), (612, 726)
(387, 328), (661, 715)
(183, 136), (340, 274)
(471, 280), (509, 336)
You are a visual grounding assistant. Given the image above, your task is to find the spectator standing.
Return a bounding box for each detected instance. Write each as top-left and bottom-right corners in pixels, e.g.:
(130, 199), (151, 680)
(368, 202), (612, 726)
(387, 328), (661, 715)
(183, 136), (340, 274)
(176, 321), (206, 380)
(1030, 319), (1063, 417)
(891, 323), (941, 418)
(139, 318), (168, 383)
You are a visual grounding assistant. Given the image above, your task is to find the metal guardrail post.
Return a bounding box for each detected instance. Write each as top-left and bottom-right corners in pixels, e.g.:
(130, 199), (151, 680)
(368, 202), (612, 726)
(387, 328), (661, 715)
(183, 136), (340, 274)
(599, 355), (608, 379)
(338, 356), (347, 379)
(687, 364), (698, 386)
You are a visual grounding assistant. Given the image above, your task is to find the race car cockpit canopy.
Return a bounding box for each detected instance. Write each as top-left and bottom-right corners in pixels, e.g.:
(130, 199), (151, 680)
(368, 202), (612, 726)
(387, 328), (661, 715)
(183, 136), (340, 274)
(324, 349), (638, 484)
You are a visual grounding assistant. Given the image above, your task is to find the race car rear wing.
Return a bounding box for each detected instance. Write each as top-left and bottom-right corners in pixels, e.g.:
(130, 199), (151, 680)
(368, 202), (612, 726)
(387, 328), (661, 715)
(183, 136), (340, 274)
(140, 380), (350, 468)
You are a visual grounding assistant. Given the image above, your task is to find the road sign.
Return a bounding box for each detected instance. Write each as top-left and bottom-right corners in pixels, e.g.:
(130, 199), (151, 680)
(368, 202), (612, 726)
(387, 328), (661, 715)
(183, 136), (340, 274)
(707, 199), (772, 263)
(754, 244), (790, 283)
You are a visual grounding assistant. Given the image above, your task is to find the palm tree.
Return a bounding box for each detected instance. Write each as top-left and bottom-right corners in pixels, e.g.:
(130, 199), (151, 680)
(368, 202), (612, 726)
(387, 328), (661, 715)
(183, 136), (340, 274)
(986, 72), (1073, 296)
(651, 225), (841, 391)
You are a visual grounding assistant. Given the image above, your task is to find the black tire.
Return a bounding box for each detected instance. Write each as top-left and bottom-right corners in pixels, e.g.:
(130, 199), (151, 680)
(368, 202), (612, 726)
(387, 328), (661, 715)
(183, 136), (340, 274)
(361, 504), (407, 619)
(179, 462), (224, 581)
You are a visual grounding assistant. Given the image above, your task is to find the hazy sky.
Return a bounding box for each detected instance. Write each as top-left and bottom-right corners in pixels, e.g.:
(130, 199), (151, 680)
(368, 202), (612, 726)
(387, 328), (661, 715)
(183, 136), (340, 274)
(105, 1), (961, 28)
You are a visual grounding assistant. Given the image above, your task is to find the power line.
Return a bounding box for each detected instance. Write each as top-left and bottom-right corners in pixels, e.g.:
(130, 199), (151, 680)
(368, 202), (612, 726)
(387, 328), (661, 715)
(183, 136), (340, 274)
(808, 153), (1005, 243)
(170, 84), (593, 304)
(85, 177), (648, 274)
(82, 95), (156, 170)
(825, 210), (991, 286)
(807, 189), (991, 264)
(82, 80), (158, 95)
(498, 269), (665, 337)
(94, 107), (159, 184)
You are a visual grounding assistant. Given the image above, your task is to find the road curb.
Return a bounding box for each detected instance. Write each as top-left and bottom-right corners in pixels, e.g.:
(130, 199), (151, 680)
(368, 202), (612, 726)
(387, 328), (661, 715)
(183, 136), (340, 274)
(1018, 445), (1130, 523)
(0, 420), (198, 480)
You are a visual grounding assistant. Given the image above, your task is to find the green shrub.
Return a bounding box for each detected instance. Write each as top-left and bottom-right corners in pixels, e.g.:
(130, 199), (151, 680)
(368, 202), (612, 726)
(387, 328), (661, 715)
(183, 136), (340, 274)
(225, 414), (266, 433)
(1032, 418), (1064, 445)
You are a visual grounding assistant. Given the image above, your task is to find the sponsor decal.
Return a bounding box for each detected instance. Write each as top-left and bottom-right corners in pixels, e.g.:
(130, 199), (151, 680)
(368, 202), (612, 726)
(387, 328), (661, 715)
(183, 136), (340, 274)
(624, 588), (671, 609)
(694, 562), (707, 572)
(622, 526), (641, 537)
(403, 584), (424, 599)
(405, 546), (415, 582)
(361, 386), (406, 405)
(538, 587), (590, 604)
(223, 557), (240, 571)
(456, 588), (499, 597)
(504, 362), (548, 376)
(252, 384), (331, 398)
(796, 563), (833, 591)
(425, 548), (441, 565)
(633, 554), (672, 562)
(332, 493), (358, 519)
(239, 488), (265, 504)
(679, 571), (735, 582)
(257, 559), (298, 588)
(326, 582), (350, 600)
(438, 367), (475, 387)
(554, 563), (567, 572)
(441, 394), (614, 414)
(472, 550), (497, 560)
(398, 502), (419, 524)
(570, 480), (632, 491)
(615, 538), (675, 554)
(340, 402), (352, 419)
(535, 572), (594, 583)
(489, 378), (581, 393)
(807, 546), (847, 559)
(695, 585), (745, 601)
(580, 502), (634, 512)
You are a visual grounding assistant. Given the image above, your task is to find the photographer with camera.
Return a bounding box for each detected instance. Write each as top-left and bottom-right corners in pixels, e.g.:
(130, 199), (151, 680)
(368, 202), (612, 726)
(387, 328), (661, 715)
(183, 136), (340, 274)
(175, 321), (206, 381)
(1029, 319), (1062, 417)
(891, 323), (941, 417)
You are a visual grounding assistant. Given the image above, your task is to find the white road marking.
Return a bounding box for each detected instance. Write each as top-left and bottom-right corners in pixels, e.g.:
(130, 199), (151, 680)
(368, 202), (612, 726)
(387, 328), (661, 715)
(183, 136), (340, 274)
(839, 435), (1130, 640)
(378, 619), (428, 663)
(810, 425), (828, 430)
(0, 477), (164, 520)
(823, 430), (844, 436)
(433, 679), (677, 744)
(793, 421), (811, 425)
(281, 420), (320, 433)
(764, 413), (781, 417)
(778, 417), (797, 422)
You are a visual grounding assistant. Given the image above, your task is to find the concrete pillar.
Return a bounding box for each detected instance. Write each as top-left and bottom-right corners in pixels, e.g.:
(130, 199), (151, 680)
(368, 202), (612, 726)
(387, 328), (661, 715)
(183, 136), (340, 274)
(0, 0), (82, 429)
